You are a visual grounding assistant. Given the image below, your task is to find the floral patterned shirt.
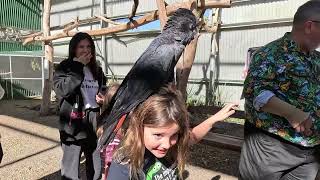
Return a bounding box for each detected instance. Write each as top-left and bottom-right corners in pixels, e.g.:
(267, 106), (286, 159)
(243, 32), (320, 147)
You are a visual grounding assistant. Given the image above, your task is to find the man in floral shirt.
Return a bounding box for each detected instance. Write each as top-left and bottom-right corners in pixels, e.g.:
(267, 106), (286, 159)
(239, 1), (320, 180)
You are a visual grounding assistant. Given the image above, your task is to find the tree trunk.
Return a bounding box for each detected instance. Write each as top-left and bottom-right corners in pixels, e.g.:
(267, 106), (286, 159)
(176, 35), (199, 101)
(40, 0), (53, 116)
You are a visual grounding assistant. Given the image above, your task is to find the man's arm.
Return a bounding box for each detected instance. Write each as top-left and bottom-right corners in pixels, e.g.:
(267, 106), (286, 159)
(261, 96), (312, 135)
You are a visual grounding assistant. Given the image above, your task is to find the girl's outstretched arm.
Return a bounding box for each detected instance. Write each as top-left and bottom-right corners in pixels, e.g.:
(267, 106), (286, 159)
(189, 103), (238, 144)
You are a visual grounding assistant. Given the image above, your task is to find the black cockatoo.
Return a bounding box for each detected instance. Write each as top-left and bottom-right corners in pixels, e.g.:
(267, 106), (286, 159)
(97, 8), (198, 149)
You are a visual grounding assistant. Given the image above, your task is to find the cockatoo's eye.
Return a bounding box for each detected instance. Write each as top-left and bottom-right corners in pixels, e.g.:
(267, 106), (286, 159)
(189, 24), (195, 30)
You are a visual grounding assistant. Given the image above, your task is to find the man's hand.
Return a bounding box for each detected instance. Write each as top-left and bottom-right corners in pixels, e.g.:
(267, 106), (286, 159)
(295, 116), (313, 136)
(261, 96), (313, 135)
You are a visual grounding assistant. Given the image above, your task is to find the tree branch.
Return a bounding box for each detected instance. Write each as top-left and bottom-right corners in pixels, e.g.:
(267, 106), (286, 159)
(63, 16), (79, 33)
(95, 15), (123, 25)
(156, 0), (168, 30)
(23, 0), (231, 45)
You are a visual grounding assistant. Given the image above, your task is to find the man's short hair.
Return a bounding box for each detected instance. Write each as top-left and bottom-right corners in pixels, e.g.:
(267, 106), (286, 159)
(293, 0), (320, 25)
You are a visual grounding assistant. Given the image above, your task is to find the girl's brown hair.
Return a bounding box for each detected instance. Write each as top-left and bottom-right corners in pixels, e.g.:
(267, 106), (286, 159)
(114, 84), (189, 179)
(97, 83), (120, 137)
(101, 83), (120, 112)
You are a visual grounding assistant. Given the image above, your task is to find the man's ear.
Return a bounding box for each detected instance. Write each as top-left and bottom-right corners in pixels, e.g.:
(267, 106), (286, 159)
(304, 21), (313, 34)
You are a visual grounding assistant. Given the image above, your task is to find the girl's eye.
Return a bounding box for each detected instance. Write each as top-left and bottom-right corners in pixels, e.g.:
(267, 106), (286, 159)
(154, 134), (162, 138)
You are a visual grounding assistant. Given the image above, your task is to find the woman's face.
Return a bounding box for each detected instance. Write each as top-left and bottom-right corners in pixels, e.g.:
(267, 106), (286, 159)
(143, 123), (179, 158)
(75, 39), (92, 58)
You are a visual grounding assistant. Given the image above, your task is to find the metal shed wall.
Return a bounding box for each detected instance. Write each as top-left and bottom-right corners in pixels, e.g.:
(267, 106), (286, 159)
(50, 0), (312, 106)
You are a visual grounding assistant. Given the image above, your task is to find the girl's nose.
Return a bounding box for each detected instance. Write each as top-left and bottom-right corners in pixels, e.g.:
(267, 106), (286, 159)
(161, 138), (171, 149)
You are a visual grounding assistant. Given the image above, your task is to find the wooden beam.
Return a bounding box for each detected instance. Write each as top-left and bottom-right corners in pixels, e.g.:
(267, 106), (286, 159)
(156, 0), (168, 30)
(63, 16), (79, 33)
(23, 0), (231, 45)
(200, 132), (243, 151)
(197, 0), (231, 8)
(23, 1), (193, 44)
(40, 0), (54, 116)
(21, 31), (43, 39)
(95, 15), (123, 25)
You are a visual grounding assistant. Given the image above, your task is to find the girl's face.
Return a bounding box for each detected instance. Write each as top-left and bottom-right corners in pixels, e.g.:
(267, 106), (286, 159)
(143, 123), (179, 158)
(75, 39), (92, 58)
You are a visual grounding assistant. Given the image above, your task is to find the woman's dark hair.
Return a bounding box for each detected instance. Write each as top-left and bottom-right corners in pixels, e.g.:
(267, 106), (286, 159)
(68, 32), (98, 80)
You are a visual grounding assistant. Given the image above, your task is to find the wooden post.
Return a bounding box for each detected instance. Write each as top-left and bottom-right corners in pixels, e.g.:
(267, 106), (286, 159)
(176, 35), (199, 101)
(40, 0), (54, 116)
(156, 0), (168, 30)
(176, 6), (221, 101)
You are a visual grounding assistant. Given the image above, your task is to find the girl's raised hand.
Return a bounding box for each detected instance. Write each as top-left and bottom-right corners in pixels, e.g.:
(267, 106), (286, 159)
(209, 103), (239, 123)
(76, 53), (92, 65)
(96, 93), (105, 104)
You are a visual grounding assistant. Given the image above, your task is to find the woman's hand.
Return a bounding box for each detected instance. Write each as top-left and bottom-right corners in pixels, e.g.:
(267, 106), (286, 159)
(75, 53), (92, 65)
(96, 93), (105, 105)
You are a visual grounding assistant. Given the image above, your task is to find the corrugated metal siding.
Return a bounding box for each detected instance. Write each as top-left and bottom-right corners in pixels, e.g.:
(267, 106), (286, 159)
(0, 42), (42, 52)
(50, 0), (311, 106)
(213, 0), (309, 106)
(222, 0), (308, 24)
(0, 0), (42, 52)
(51, 0), (100, 27)
(105, 32), (212, 78)
(106, 34), (155, 75)
(105, 0), (184, 18)
(218, 25), (292, 80)
(50, 0), (185, 27)
(217, 27), (293, 105)
(0, 0), (41, 30)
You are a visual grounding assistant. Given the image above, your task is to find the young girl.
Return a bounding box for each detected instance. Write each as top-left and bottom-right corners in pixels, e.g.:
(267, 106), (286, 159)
(96, 83), (121, 179)
(106, 85), (237, 180)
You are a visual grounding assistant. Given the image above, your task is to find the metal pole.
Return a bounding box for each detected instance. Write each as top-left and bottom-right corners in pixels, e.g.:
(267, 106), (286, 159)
(41, 56), (44, 95)
(100, 0), (107, 74)
(9, 56), (13, 99)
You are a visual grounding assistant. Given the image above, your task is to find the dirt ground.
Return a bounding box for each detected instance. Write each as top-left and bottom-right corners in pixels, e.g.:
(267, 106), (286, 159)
(0, 100), (318, 180)
(0, 100), (239, 180)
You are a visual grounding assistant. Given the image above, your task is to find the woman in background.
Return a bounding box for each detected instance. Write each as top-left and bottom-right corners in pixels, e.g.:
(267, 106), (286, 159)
(53, 32), (106, 180)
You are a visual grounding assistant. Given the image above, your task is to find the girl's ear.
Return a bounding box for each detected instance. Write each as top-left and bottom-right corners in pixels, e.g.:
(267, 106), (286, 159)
(96, 126), (104, 138)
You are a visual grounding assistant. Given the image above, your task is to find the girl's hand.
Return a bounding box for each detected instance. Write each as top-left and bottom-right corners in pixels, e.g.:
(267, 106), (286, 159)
(75, 53), (92, 65)
(189, 103), (239, 145)
(209, 103), (239, 124)
(96, 93), (105, 104)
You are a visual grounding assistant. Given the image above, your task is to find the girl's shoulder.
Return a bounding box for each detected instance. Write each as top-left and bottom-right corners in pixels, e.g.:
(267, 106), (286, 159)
(56, 59), (77, 70)
(107, 155), (179, 180)
(107, 160), (131, 180)
(107, 158), (146, 180)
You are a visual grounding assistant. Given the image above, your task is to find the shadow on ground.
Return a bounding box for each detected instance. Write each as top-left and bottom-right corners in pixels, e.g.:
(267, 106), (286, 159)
(39, 163), (86, 180)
